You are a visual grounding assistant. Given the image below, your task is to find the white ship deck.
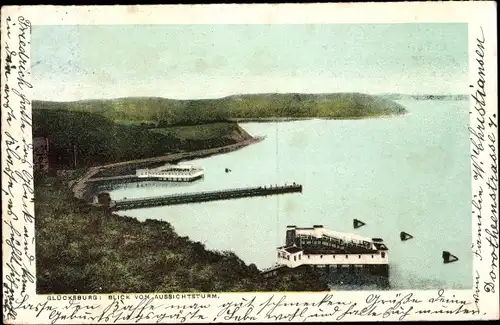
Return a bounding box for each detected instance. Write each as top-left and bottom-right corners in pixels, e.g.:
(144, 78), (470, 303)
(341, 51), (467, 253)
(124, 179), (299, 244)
(136, 164), (204, 181)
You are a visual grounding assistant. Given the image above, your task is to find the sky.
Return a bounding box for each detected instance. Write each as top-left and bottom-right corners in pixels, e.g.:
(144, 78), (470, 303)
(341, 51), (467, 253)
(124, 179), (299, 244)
(31, 23), (468, 101)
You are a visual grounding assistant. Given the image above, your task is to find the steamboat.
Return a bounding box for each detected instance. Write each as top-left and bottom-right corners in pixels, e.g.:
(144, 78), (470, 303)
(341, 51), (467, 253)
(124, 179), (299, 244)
(136, 163), (204, 182)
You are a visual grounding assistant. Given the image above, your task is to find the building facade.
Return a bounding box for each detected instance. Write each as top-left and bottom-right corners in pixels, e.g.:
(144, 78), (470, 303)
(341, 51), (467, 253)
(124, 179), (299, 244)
(33, 137), (50, 173)
(262, 225), (390, 279)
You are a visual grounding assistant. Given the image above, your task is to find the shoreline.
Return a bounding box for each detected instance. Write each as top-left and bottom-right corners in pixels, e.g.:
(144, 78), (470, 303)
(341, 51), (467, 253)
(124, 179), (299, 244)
(69, 112), (407, 200)
(229, 112), (408, 123)
(71, 136), (264, 200)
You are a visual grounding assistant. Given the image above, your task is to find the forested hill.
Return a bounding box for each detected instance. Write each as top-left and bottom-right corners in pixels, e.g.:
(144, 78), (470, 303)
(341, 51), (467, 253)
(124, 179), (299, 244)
(32, 109), (253, 168)
(33, 92), (407, 126)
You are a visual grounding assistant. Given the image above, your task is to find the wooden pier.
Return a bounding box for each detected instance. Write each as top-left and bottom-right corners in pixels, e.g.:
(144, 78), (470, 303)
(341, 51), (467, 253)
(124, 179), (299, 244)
(110, 184), (302, 211)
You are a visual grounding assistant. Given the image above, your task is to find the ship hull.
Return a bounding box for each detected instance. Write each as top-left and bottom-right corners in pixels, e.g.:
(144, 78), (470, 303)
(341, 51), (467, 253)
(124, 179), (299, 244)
(138, 174), (204, 182)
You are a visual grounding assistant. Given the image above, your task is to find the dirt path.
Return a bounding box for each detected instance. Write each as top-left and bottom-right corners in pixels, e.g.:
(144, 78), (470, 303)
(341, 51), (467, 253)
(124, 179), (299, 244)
(71, 166), (102, 199)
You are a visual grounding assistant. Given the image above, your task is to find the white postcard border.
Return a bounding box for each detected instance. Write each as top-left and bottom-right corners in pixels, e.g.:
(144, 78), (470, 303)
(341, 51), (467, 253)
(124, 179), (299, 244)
(1, 2), (498, 324)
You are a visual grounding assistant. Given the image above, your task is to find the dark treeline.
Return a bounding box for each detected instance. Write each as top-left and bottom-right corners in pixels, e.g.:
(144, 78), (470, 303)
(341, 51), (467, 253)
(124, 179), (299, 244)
(33, 109), (252, 169)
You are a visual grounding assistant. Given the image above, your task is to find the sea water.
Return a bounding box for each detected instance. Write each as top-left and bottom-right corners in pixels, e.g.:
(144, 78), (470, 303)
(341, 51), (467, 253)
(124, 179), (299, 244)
(108, 99), (472, 290)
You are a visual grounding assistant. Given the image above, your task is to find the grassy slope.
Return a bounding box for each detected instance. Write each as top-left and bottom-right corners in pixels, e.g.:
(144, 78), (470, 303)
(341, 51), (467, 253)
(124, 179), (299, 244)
(33, 109), (253, 168)
(33, 92), (407, 125)
(151, 123), (251, 142)
(36, 178), (328, 293)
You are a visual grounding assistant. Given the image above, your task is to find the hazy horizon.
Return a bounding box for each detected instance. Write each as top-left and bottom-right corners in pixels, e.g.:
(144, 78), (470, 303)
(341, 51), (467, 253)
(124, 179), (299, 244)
(31, 92), (470, 103)
(32, 23), (468, 101)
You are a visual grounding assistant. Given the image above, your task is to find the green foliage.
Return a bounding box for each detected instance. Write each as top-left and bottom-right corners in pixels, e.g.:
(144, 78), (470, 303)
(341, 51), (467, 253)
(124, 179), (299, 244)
(35, 180), (329, 293)
(33, 109), (252, 168)
(33, 92), (407, 126)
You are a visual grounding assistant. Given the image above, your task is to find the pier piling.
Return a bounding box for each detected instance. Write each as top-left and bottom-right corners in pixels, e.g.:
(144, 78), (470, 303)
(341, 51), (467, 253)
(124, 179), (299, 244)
(110, 183), (302, 211)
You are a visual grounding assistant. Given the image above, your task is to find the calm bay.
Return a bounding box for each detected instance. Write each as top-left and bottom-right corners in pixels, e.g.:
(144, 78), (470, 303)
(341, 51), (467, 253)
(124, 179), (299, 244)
(108, 99), (472, 290)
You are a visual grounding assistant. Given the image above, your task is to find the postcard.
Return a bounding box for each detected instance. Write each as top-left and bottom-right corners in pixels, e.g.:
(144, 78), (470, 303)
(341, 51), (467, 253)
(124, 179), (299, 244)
(1, 2), (498, 324)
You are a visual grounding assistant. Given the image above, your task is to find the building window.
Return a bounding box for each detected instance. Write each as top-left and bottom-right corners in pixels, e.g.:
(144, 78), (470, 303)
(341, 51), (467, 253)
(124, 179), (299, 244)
(294, 256), (296, 261)
(371, 255), (374, 258)
(345, 255), (348, 259)
(381, 252), (386, 258)
(358, 255), (361, 258)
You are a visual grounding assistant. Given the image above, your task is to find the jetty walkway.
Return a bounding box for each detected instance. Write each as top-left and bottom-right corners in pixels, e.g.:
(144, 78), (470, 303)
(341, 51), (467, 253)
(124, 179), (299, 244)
(110, 184), (302, 211)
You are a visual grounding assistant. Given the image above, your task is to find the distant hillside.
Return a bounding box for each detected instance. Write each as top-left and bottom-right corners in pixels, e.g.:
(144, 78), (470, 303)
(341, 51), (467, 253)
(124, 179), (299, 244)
(33, 109), (253, 168)
(33, 92), (407, 125)
(380, 94), (469, 101)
